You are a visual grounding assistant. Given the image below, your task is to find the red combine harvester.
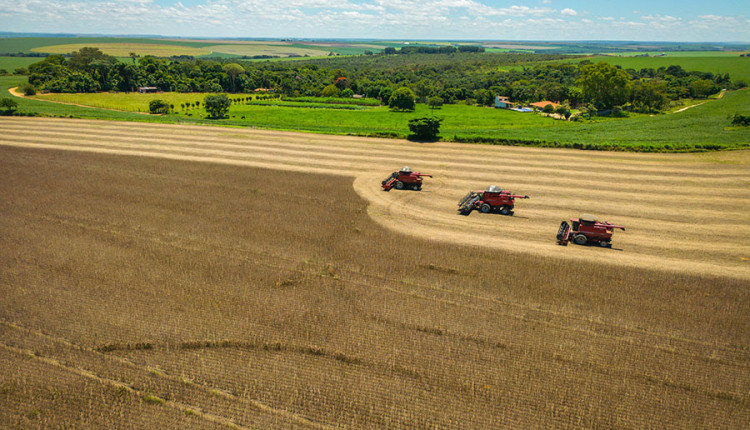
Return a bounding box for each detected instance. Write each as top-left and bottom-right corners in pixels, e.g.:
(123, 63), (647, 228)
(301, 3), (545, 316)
(382, 166), (432, 191)
(557, 214), (625, 247)
(457, 185), (529, 215)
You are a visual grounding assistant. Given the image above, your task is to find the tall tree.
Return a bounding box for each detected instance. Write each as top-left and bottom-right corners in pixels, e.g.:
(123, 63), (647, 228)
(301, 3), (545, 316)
(389, 87), (416, 111)
(223, 63), (244, 93)
(204, 94), (230, 119)
(576, 62), (632, 110)
(632, 80), (668, 112)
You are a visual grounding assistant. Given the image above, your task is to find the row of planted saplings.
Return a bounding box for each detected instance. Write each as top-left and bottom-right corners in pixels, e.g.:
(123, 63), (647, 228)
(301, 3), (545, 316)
(381, 166), (625, 248)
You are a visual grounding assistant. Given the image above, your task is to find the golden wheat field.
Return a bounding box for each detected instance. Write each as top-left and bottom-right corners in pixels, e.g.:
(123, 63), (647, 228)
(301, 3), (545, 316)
(0, 117), (748, 429)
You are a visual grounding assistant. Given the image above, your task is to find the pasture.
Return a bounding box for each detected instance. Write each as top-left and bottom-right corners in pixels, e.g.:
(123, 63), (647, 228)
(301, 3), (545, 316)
(0, 117), (748, 428)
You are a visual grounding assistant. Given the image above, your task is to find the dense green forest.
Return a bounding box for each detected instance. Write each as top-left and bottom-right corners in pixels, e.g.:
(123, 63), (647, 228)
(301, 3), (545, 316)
(23, 47), (741, 113)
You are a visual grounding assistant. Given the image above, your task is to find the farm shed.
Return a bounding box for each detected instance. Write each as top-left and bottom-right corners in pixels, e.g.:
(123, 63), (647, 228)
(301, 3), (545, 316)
(530, 101), (560, 110)
(137, 87), (159, 93)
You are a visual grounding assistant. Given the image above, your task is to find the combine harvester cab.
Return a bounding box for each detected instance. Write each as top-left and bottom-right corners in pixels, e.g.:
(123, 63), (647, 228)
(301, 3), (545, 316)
(381, 166), (432, 191)
(557, 214), (625, 247)
(457, 185), (529, 215)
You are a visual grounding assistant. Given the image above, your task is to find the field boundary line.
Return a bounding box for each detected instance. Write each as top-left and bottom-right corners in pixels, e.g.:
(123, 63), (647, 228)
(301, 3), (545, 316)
(0, 341), (255, 430)
(0, 321), (339, 430)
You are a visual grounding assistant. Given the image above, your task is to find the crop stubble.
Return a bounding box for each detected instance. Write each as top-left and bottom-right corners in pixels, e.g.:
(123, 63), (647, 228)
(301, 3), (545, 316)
(0, 117), (747, 280)
(0, 117), (748, 428)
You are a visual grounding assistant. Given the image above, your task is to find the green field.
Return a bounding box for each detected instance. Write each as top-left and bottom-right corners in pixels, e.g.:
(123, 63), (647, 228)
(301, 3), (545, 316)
(602, 51), (748, 57)
(33, 91), (228, 113)
(6, 75), (748, 152)
(583, 55), (750, 84)
(0, 56), (42, 71)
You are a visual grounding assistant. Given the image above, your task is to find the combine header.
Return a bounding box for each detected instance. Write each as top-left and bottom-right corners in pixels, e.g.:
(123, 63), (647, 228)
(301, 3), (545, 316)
(382, 166), (432, 191)
(557, 214), (625, 247)
(457, 185), (529, 215)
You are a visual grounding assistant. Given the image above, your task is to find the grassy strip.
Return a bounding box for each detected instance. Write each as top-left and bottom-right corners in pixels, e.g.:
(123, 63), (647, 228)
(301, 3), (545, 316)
(245, 101), (371, 110)
(284, 96), (381, 106)
(4, 76), (749, 152)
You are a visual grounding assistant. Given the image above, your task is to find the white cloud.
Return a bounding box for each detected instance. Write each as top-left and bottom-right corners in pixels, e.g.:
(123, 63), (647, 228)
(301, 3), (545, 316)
(0, 0), (747, 41)
(561, 8), (577, 17)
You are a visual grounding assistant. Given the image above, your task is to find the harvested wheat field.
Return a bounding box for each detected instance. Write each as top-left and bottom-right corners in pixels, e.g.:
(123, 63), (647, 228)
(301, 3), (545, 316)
(0, 117), (749, 429)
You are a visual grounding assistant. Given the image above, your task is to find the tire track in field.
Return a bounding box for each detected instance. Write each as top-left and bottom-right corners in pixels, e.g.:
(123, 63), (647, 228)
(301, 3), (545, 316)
(1, 117), (748, 280)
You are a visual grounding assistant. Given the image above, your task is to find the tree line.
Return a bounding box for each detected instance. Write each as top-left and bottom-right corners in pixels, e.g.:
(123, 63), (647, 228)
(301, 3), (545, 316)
(25, 47), (741, 113)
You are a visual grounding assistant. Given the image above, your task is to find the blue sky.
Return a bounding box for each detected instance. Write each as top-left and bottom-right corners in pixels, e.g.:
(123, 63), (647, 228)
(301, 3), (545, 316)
(0, 0), (748, 41)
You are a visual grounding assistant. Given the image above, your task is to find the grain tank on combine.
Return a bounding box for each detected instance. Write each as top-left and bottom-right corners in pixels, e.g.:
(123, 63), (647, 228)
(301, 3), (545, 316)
(556, 214), (625, 247)
(382, 166), (432, 191)
(457, 185), (530, 215)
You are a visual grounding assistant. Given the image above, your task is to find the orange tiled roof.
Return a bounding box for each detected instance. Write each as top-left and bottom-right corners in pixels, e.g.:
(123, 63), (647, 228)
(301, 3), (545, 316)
(529, 101), (559, 109)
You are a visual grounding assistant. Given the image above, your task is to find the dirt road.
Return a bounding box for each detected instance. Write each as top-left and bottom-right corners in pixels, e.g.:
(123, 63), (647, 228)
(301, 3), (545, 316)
(1, 117), (748, 279)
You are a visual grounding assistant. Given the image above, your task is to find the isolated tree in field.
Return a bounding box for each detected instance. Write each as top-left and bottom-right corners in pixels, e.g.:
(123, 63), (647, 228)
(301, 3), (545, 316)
(129, 52), (139, 64)
(408, 117), (442, 141)
(0, 97), (18, 115)
(223, 63), (244, 92)
(576, 62), (632, 110)
(389, 87), (416, 111)
(428, 96), (444, 112)
(204, 94), (230, 119)
(148, 99), (170, 114)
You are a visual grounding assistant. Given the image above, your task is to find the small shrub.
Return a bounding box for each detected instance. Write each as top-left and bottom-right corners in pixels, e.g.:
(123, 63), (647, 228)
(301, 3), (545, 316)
(142, 394), (165, 405)
(21, 83), (36, 96)
(407, 117), (442, 141)
(730, 113), (750, 126)
(0, 98), (18, 115)
(148, 99), (170, 115)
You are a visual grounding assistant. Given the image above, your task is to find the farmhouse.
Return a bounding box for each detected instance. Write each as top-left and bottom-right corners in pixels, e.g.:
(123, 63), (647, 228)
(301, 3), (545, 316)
(529, 101), (560, 110)
(494, 95), (515, 109)
(137, 87), (159, 93)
